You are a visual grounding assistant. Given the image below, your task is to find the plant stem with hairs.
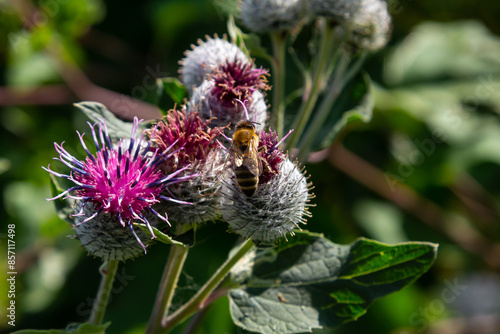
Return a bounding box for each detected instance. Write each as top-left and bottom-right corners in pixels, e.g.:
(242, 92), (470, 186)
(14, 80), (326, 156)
(146, 239), (190, 334)
(270, 31), (287, 137)
(89, 260), (119, 325)
(162, 238), (254, 332)
(287, 20), (337, 150)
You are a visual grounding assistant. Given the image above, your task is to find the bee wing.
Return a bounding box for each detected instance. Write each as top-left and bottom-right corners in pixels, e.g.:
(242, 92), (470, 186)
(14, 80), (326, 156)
(229, 144), (244, 167)
(243, 135), (261, 177)
(243, 157), (261, 177)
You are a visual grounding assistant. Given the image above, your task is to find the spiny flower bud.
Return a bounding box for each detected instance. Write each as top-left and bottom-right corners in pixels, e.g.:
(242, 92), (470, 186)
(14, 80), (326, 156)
(221, 128), (313, 244)
(239, 0), (308, 33)
(307, 0), (363, 24)
(146, 109), (226, 225)
(179, 35), (251, 94)
(44, 118), (193, 261)
(187, 59), (270, 133)
(349, 0), (391, 52)
(73, 202), (152, 261)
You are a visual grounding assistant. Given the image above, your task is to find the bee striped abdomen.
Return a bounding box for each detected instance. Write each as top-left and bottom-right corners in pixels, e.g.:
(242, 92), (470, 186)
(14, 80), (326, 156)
(234, 165), (258, 197)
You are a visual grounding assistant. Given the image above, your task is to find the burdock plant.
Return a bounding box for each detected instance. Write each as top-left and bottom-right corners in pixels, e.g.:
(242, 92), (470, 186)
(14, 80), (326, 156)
(33, 1), (439, 333)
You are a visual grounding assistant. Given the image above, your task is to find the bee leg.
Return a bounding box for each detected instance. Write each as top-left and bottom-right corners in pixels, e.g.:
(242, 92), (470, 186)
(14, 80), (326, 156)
(260, 156), (273, 174)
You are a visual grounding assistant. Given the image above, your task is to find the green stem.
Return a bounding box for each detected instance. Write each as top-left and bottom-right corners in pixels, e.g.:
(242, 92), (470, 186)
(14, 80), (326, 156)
(146, 243), (189, 334)
(162, 239), (254, 332)
(287, 21), (336, 150)
(297, 52), (368, 162)
(270, 31), (287, 137)
(89, 260), (119, 325)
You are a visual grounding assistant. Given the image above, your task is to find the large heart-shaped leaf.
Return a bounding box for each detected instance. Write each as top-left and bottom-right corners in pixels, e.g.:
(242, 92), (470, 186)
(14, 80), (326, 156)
(229, 233), (437, 334)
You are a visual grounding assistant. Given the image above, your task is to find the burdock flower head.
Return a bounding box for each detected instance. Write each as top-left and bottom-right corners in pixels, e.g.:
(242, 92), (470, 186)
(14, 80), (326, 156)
(146, 108), (226, 225)
(179, 35), (251, 94)
(239, 0), (308, 33)
(307, 0), (363, 24)
(348, 0), (392, 52)
(44, 118), (192, 261)
(221, 127), (314, 245)
(188, 59), (269, 132)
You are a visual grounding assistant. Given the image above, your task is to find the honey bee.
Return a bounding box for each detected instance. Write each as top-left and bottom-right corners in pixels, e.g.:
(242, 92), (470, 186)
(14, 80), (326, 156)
(229, 120), (266, 197)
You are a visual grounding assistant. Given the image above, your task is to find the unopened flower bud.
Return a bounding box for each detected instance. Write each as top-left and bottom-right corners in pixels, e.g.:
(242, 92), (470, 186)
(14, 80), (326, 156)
(307, 0), (363, 24)
(239, 0), (308, 33)
(349, 0), (391, 52)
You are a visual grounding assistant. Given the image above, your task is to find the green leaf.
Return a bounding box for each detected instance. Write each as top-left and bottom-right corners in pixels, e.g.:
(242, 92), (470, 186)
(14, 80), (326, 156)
(12, 321), (110, 334)
(375, 22), (500, 178)
(311, 72), (374, 151)
(49, 174), (74, 225)
(384, 21), (500, 86)
(133, 223), (188, 247)
(229, 234), (437, 334)
(160, 77), (188, 105)
(244, 33), (272, 62)
(227, 15), (271, 62)
(74, 102), (135, 140)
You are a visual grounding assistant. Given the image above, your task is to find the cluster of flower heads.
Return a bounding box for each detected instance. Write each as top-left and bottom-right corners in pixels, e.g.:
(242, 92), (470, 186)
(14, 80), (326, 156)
(45, 35), (313, 262)
(238, 0), (392, 52)
(180, 35), (313, 244)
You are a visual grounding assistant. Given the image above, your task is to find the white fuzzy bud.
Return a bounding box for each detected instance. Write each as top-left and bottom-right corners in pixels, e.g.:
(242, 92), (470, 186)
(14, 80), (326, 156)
(349, 0), (391, 52)
(221, 159), (313, 244)
(239, 0), (308, 33)
(307, 0), (363, 23)
(73, 202), (154, 261)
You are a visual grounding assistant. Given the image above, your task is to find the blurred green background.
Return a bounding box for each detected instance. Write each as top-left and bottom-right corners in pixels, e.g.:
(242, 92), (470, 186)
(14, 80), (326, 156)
(1, 0), (500, 333)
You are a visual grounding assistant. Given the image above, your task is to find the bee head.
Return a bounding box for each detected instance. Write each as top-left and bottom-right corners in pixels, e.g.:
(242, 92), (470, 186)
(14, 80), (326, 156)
(235, 120), (258, 131)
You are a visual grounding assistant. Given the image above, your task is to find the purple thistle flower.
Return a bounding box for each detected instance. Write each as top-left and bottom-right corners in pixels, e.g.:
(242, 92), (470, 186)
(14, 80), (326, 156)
(44, 117), (193, 260)
(146, 109), (227, 225)
(147, 108), (225, 174)
(210, 59), (270, 111)
(187, 60), (270, 133)
(257, 128), (288, 184)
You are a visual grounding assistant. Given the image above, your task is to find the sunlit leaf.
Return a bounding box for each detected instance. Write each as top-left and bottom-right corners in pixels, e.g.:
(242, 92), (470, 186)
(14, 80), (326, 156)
(74, 101), (135, 140)
(229, 233), (437, 334)
(384, 21), (500, 86)
(133, 223), (189, 247)
(160, 77), (188, 105)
